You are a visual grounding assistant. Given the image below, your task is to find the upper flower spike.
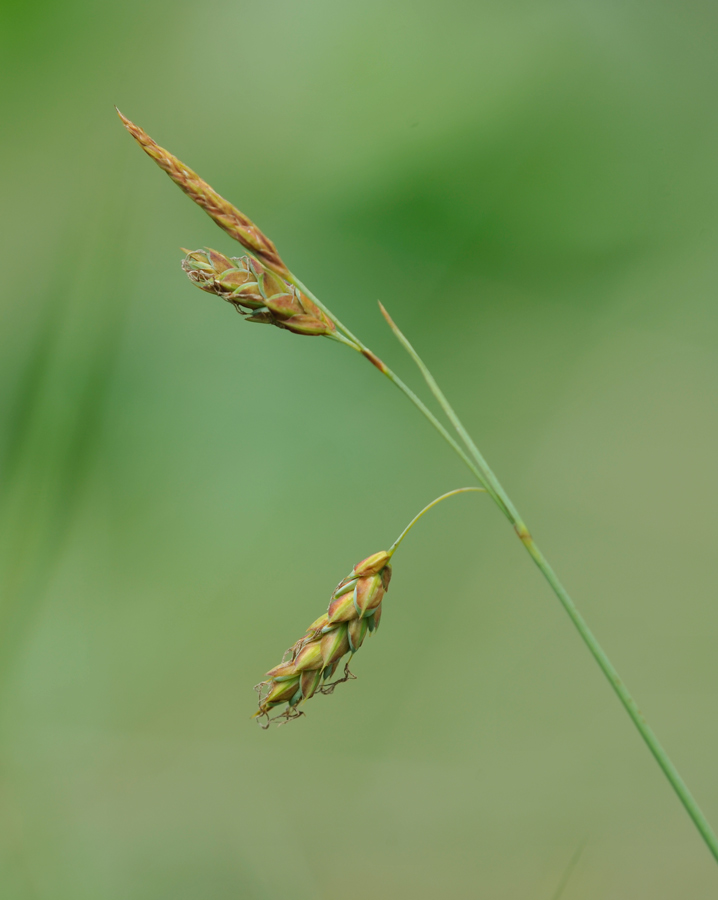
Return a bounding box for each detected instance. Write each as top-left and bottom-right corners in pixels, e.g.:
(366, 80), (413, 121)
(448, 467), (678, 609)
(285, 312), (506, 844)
(116, 108), (290, 279)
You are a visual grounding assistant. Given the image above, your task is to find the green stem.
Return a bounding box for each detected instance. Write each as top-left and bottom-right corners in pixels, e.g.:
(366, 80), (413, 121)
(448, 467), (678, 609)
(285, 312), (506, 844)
(289, 275), (485, 482)
(388, 487), (486, 557)
(378, 303), (512, 517)
(284, 266), (718, 861)
(378, 304), (718, 865)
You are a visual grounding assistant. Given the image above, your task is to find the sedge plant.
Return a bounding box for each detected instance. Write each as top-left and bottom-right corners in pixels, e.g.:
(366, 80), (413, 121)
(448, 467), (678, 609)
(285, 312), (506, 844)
(117, 109), (718, 863)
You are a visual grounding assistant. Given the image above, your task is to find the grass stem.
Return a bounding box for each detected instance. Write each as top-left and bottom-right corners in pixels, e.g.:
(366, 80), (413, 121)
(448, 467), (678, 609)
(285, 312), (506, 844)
(377, 303), (718, 864)
(289, 275), (484, 480)
(288, 269), (718, 863)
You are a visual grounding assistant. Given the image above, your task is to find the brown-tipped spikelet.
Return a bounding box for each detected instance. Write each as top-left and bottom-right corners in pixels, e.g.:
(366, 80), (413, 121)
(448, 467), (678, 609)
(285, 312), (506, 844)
(116, 109), (290, 278)
(254, 550), (392, 726)
(181, 248), (335, 336)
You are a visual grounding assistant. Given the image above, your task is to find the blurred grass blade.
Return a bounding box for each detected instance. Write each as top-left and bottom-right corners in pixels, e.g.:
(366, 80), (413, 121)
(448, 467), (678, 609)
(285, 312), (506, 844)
(0, 201), (130, 691)
(550, 841), (586, 900)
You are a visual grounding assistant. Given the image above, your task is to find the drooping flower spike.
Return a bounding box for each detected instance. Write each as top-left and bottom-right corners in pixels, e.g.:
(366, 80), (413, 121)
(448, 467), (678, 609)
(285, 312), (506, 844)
(252, 550), (391, 727)
(253, 488), (484, 727)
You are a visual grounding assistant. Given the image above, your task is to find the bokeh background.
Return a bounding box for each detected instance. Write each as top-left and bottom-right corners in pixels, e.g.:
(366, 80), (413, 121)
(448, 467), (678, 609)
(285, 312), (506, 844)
(2, 0), (718, 897)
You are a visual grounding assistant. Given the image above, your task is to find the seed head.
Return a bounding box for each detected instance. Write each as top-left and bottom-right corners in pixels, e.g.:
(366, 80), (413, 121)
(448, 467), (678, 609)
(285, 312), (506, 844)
(116, 108), (290, 278)
(253, 551), (392, 727)
(182, 248), (335, 336)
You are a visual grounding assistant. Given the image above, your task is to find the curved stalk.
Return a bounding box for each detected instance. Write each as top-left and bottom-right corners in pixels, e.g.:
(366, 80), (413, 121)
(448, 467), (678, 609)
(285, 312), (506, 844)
(388, 487), (486, 557)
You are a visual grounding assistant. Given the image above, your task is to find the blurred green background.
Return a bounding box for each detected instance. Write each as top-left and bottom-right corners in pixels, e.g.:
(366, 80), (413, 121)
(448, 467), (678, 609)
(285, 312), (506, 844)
(1, 0), (718, 896)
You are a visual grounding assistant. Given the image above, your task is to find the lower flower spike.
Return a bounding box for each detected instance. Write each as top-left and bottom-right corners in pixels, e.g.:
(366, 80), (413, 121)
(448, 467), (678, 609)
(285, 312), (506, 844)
(253, 551), (391, 727)
(253, 490), (484, 727)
